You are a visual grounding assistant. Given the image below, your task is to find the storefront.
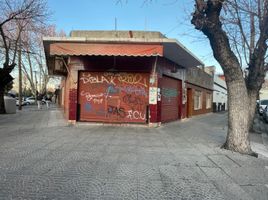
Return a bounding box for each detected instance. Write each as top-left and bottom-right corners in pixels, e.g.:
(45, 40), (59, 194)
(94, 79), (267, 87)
(43, 31), (211, 126)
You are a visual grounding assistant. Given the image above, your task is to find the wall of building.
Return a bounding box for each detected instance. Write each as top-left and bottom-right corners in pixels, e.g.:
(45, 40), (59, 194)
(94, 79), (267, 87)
(70, 30), (166, 39)
(259, 80), (268, 100)
(186, 83), (213, 116)
(185, 66), (213, 117)
(61, 55), (214, 124)
(64, 56), (156, 124)
(186, 67), (213, 90)
(213, 75), (228, 112)
(157, 57), (185, 120)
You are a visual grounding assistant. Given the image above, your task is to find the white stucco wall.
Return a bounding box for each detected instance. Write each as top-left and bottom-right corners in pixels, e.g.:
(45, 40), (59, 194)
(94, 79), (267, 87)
(259, 89), (268, 100)
(213, 75), (228, 110)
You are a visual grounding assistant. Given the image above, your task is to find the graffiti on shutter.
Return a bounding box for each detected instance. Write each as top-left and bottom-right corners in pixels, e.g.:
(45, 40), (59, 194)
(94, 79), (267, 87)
(79, 72), (149, 123)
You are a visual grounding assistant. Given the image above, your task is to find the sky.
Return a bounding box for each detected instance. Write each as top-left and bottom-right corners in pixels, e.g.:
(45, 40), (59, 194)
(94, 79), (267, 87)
(46, 0), (222, 73)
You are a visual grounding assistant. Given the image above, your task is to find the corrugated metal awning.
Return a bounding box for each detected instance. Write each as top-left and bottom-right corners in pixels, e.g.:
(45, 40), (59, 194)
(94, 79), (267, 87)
(43, 36), (205, 76)
(49, 43), (163, 57)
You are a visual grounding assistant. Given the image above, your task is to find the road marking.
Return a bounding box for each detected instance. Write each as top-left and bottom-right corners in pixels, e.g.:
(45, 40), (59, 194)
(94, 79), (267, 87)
(266, 184), (268, 189)
(265, 166), (268, 170)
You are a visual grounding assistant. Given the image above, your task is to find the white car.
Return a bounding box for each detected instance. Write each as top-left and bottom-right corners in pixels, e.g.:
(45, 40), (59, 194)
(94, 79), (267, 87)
(16, 98), (26, 106)
(25, 97), (36, 105)
(258, 99), (268, 114)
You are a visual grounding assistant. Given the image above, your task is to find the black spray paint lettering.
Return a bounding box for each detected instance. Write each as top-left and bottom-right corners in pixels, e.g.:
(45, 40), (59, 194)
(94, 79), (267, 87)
(107, 105), (126, 118)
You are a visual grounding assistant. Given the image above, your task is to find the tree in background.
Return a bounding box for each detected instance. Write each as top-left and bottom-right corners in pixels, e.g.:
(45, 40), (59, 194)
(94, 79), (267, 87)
(192, 0), (267, 155)
(21, 24), (66, 96)
(0, 0), (49, 113)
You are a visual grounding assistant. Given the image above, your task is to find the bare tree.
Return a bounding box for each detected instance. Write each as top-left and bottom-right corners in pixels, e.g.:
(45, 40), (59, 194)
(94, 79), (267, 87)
(21, 24), (65, 96)
(191, 0), (268, 155)
(0, 0), (48, 113)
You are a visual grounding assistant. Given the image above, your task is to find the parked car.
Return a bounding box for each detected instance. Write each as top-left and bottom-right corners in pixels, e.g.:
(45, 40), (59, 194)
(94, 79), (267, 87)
(258, 99), (268, 115)
(16, 97), (26, 106)
(25, 97), (36, 105)
(263, 106), (268, 123)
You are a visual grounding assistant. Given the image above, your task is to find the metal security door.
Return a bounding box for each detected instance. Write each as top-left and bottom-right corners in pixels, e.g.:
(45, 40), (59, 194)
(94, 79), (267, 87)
(161, 76), (181, 122)
(78, 72), (149, 123)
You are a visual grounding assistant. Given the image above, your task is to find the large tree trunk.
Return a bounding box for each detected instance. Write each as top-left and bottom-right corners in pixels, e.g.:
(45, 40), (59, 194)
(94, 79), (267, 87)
(191, 0), (267, 155)
(0, 67), (14, 114)
(191, 0), (254, 155)
(0, 89), (5, 114)
(248, 89), (258, 132)
(223, 79), (252, 153)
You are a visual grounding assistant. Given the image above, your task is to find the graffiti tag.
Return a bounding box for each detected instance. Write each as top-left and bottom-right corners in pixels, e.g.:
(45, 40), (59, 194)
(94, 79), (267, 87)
(106, 85), (147, 97)
(117, 73), (148, 88)
(107, 105), (126, 118)
(80, 91), (104, 104)
(126, 110), (146, 120)
(80, 72), (148, 88)
(162, 88), (178, 98)
(80, 73), (116, 85)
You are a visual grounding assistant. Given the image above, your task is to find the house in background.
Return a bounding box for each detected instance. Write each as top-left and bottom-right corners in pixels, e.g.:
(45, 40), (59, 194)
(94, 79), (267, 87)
(205, 66), (228, 112)
(213, 75), (228, 112)
(185, 67), (214, 117)
(259, 80), (268, 100)
(43, 30), (213, 126)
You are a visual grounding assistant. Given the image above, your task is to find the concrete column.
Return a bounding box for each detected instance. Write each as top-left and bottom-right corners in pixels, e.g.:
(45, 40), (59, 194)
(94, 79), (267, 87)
(68, 69), (78, 123)
(148, 73), (161, 127)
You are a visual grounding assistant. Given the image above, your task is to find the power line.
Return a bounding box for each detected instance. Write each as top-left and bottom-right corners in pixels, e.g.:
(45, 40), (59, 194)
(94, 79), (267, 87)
(164, 23), (181, 37)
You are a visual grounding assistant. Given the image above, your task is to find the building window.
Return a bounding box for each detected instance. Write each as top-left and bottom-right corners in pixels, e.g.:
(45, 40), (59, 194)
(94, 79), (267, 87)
(194, 90), (202, 110)
(206, 93), (212, 109)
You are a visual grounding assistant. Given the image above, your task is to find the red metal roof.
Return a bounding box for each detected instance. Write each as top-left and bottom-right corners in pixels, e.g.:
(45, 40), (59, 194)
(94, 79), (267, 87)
(49, 43), (163, 57)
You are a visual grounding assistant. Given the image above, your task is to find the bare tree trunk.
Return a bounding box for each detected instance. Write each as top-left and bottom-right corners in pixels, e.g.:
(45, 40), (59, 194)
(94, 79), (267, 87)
(191, 0), (260, 155)
(0, 67), (14, 114)
(0, 89), (5, 114)
(248, 89), (258, 132)
(224, 79), (252, 153)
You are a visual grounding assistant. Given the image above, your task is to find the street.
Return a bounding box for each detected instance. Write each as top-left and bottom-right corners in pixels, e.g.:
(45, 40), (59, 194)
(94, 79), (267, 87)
(0, 106), (267, 199)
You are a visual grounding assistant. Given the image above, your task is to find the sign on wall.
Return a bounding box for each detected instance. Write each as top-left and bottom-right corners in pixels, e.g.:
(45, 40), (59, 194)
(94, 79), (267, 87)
(149, 87), (157, 105)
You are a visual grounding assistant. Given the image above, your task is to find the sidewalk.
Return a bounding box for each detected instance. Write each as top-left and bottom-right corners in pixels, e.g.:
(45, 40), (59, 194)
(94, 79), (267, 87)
(252, 113), (268, 158)
(0, 104), (67, 130)
(0, 108), (267, 199)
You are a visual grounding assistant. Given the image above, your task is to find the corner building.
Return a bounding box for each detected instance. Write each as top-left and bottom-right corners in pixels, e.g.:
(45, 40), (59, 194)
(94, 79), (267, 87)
(43, 31), (213, 126)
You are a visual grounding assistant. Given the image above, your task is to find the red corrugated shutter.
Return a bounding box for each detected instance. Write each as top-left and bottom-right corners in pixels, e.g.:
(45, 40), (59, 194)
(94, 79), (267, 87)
(161, 76), (181, 122)
(78, 72), (149, 123)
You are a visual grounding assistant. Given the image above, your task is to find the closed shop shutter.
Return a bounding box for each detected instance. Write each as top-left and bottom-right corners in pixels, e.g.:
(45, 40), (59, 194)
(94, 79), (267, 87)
(161, 76), (181, 122)
(78, 72), (149, 123)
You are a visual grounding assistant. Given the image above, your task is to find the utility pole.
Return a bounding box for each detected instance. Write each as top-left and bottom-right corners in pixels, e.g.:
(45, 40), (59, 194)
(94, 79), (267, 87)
(18, 37), (22, 110)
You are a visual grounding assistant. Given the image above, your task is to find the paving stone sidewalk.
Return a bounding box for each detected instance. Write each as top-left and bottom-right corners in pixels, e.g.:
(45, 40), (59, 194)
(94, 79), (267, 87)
(0, 106), (267, 200)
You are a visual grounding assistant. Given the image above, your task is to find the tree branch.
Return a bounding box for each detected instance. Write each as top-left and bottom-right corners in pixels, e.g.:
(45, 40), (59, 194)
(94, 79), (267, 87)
(192, 0), (243, 82)
(0, 26), (9, 67)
